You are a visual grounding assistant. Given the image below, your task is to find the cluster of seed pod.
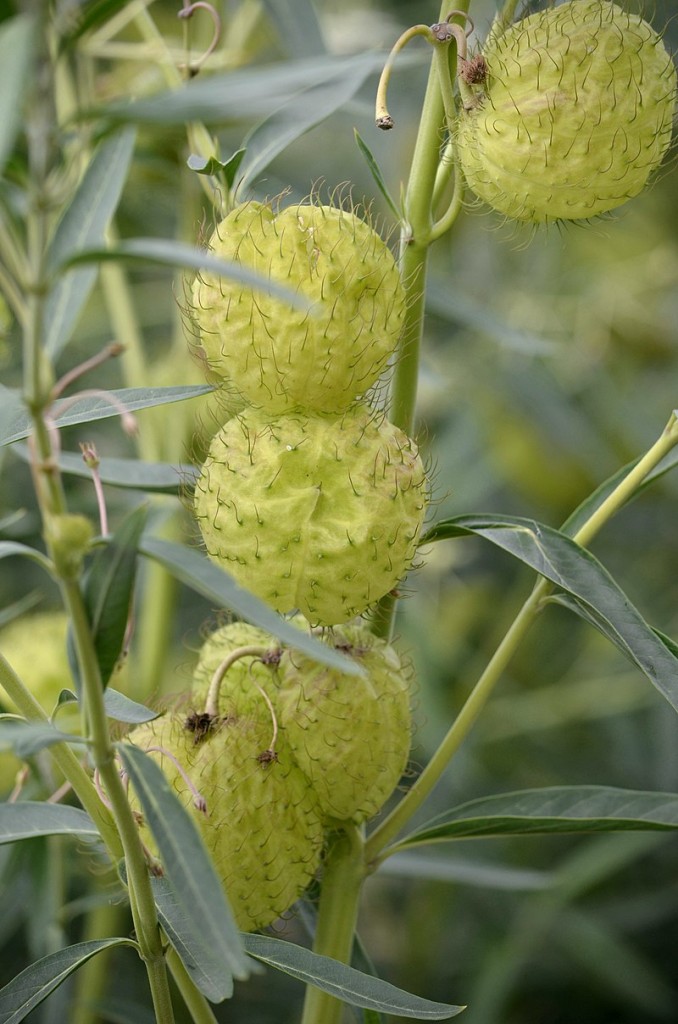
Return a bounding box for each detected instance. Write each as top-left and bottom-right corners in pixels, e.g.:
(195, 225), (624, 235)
(127, 197), (427, 931)
(129, 619), (412, 931)
(188, 197), (428, 626)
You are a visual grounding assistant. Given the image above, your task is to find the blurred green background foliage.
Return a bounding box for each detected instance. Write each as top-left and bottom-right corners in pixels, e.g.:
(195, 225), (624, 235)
(1, 0), (677, 1021)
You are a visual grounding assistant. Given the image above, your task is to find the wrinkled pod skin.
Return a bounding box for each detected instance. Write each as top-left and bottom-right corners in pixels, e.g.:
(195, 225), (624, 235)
(457, 0), (677, 223)
(190, 201), (406, 413)
(193, 403), (428, 626)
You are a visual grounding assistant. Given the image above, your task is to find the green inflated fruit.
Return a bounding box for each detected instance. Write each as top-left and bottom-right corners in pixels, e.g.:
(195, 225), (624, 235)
(278, 623), (412, 823)
(127, 708), (323, 932)
(190, 200), (406, 413)
(456, 0), (678, 223)
(193, 403), (428, 626)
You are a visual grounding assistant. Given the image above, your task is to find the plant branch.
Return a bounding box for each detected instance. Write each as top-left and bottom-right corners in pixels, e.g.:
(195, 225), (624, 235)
(366, 412), (678, 861)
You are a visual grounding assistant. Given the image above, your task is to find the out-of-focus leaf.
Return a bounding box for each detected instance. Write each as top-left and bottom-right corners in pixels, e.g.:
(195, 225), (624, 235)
(62, 238), (307, 308)
(260, 0), (326, 57)
(426, 279), (557, 355)
(118, 743), (250, 985)
(0, 542), (53, 574)
(0, 803), (98, 845)
(238, 65), (377, 191)
(72, 506), (147, 689)
(0, 16), (35, 175)
(0, 721), (84, 759)
(11, 444), (196, 492)
(0, 593), (43, 629)
(353, 130), (401, 222)
(0, 939), (134, 1024)
(96, 53), (386, 125)
(395, 787), (678, 849)
(139, 536), (363, 675)
(1, 385), (213, 446)
(424, 513), (678, 712)
(45, 129), (136, 358)
(57, 0), (129, 51)
(242, 935), (465, 1018)
(381, 851), (553, 891)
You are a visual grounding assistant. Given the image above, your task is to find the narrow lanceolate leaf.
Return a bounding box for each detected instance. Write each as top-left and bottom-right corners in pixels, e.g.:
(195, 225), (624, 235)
(118, 743), (250, 985)
(0, 939), (134, 1024)
(63, 239), (307, 309)
(395, 787), (678, 848)
(353, 130), (401, 222)
(0, 721), (84, 759)
(0, 542), (53, 575)
(238, 64), (377, 191)
(78, 506), (147, 688)
(187, 149), (246, 190)
(242, 935), (464, 1019)
(0, 803), (98, 845)
(260, 0), (326, 57)
(10, 444), (196, 492)
(1, 385), (213, 446)
(151, 874), (241, 1003)
(45, 129), (136, 358)
(139, 537), (363, 676)
(424, 514), (678, 712)
(0, 16), (35, 175)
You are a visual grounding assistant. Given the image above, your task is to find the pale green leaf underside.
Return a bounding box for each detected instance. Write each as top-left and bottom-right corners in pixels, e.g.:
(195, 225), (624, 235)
(243, 935), (465, 1018)
(11, 444), (196, 492)
(0, 16), (35, 175)
(0, 721), (84, 758)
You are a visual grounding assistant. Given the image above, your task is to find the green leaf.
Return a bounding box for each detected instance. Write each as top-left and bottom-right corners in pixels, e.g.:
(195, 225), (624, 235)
(0, 803), (98, 845)
(381, 851), (552, 891)
(139, 537), (363, 675)
(97, 54), (385, 125)
(0, 939), (134, 1024)
(561, 445), (678, 538)
(118, 743), (250, 984)
(76, 506), (147, 688)
(45, 128), (136, 358)
(0, 721), (84, 758)
(11, 444), (197, 492)
(62, 238), (308, 309)
(238, 65), (378, 192)
(242, 935), (464, 1018)
(103, 689), (158, 724)
(424, 513), (678, 712)
(353, 130), (401, 222)
(396, 786), (678, 848)
(0, 542), (53, 574)
(0, 16), (35, 176)
(1, 384), (213, 446)
(150, 873), (256, 1003)
(187, 149), (246, 190)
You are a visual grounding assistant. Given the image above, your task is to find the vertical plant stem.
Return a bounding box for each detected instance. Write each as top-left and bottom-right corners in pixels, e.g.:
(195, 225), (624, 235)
(300, 828), (365, 1024)
(166, 948), (220, 1024)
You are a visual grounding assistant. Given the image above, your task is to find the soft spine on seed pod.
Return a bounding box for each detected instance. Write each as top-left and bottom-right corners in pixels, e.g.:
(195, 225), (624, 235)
(189, 199), (406, 414)
(127, 706), (324, 933)
(193, 403), (428, 627)
(455, 0), (678, 223)
(277, 623), (413, 823)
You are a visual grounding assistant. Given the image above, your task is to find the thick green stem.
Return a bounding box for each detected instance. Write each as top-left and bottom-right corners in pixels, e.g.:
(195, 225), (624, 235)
(300, 828), (365, 1024)
(367, 413), (678, 862)
(167, 948), (219, 1024)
